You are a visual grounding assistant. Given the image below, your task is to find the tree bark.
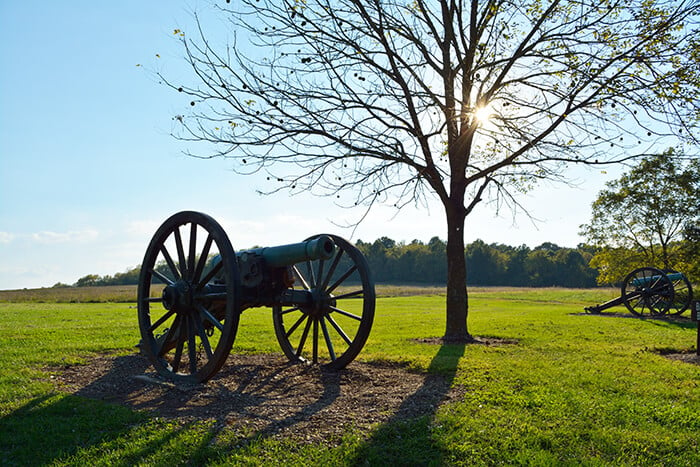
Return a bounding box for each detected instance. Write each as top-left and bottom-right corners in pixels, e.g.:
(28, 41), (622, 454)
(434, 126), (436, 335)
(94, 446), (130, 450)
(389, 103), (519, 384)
(444, 201), (471, 342)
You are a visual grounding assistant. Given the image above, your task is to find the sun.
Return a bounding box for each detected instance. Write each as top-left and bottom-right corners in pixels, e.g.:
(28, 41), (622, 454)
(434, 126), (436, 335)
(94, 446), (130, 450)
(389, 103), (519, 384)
(473, 105), (493, 125)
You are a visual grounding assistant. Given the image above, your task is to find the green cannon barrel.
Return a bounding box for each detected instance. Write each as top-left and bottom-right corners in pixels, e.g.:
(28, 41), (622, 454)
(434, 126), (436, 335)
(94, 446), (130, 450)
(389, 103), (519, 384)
(631, 272), (685, 288)
(245, 235), (335, 268)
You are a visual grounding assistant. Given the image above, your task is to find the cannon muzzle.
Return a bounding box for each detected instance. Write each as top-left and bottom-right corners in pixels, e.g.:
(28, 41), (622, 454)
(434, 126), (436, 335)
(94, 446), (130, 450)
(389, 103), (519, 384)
(246, 235), (336, 268)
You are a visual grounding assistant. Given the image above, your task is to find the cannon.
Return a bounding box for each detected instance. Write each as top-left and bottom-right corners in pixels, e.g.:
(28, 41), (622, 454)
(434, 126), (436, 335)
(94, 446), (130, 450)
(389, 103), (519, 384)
(584, 267), (693, 316)
(137, 211), (375, 384)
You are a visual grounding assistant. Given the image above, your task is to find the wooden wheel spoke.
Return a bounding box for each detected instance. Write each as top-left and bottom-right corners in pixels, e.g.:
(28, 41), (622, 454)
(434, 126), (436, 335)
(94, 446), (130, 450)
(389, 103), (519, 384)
(187, 222), (197, 281)
(159, 245), (181, 282)
(316, 259), (325, 291)
(280, 306), (301, 315)
(148, 309), (175, 333)
(650, 296), (668, 311)
(305, 260), (317, 288)
(634, 299), (648, 313)
(312, 319), (319, 363)
(630, 297), (643, 310)
(296, 317), (313, 357)
(330, 306), (362, 321)
(320, 317), (336, 361)
(320, 249), (344, 291)
(172, 339), (184, 373)
(174, 227), (187, 281)
(626, 291), (641, 301)
(187, 315), (197, 374)
(291, 265), (311, 290)
(285, 313), (308, 338)
(196, 303), (224, 332)
(327, 265), (357, 294)
(331, 289), (364, 300)
(149, 269), (179, 285)
(326, 314), (352, 345)
(156, 314), (181, 356)
(193, 234), (214, 284)
(198, 260), (223, 290)
(194, 313), (213, 358)
(150, 268), (174, 286)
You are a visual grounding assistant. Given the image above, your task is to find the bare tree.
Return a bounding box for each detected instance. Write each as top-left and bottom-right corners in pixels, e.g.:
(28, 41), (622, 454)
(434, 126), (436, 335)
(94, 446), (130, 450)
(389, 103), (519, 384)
(162, 0), (700, 342)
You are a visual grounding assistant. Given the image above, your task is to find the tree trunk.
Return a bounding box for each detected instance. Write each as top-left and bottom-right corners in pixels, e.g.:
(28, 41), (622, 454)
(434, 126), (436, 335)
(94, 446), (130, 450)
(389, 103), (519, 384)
(444, 203), (471, 342)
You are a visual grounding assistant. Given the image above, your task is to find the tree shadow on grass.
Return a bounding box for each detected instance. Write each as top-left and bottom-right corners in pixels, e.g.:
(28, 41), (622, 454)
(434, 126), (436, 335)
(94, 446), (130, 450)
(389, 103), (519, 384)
(0, 393), (146, 466)
(350, 342), (466, 465)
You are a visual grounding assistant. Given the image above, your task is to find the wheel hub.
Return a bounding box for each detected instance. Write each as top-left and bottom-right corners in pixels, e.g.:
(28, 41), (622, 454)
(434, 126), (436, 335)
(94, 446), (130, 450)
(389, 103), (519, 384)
(162, 281), (195, 313)
(305, 288), (336, 319)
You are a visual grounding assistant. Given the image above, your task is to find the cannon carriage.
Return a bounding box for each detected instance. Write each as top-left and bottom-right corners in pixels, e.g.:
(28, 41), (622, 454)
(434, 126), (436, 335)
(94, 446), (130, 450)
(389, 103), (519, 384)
(584, 267), (693, 316)
(137, 211), (375, 384)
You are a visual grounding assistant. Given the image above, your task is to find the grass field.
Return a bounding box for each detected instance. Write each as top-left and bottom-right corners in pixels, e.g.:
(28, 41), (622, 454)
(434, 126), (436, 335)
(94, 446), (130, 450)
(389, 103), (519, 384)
(1, 286), (698, 465)
(0, 284), (456, 303)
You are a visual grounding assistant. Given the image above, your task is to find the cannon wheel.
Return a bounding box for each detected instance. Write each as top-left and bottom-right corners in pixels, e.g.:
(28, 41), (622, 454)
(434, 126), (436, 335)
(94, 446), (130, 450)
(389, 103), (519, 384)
(664, 269), (694, 315)
(272, 234), (375, 370)
(137, 211), (240, 384)
(621, 267), (674, 316)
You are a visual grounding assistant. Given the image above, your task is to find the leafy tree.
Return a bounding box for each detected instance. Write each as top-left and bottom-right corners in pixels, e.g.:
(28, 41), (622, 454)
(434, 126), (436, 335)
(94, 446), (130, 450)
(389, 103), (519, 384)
(680, 225), (700, 281)
(581, 149), (700, 284)
(534, 242), (561, 253)
(163, 0), (700, 341)
(74, 274), (101, 287)
(416, 239), (447, 283)
(503, 244), (530, 287)
(113, 267), (141, 285)
(552, 249), (596, 287)
(465, 239), (507, 285)
(525, 249), (558, 286)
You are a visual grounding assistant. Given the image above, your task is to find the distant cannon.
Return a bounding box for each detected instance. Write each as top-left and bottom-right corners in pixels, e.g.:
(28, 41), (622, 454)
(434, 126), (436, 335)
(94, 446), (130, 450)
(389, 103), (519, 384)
(137, 211), (375, 384)
(585, 267), (693, 316)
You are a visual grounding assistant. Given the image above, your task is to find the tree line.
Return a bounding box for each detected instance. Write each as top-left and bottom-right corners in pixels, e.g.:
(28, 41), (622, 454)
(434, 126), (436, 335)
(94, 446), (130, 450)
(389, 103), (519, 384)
(65, 237), (600, 288)
(354, 238), (598, 288)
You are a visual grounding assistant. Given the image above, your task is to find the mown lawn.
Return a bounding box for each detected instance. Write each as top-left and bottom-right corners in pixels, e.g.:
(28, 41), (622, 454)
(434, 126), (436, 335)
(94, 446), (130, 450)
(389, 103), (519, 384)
(0, 287), (698, 465)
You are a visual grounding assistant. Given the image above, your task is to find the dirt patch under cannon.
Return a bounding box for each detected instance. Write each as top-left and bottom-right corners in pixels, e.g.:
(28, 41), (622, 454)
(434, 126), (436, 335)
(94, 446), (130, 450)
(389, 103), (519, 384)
(49, 352), (465, 444)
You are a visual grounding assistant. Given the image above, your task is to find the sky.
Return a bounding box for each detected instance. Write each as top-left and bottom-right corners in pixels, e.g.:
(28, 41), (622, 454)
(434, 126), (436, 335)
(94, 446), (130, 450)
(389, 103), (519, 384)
(0, 1), (632, 290)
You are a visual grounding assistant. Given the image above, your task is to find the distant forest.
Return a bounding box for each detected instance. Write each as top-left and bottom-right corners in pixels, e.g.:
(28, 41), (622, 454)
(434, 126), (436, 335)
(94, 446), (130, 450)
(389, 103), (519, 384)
(355, 237), (598, 288)
(66, 237), (599, 288)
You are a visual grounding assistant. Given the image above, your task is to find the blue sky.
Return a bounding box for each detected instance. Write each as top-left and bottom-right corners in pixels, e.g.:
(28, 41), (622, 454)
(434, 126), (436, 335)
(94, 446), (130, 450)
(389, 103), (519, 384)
(0, 1), (624, 290)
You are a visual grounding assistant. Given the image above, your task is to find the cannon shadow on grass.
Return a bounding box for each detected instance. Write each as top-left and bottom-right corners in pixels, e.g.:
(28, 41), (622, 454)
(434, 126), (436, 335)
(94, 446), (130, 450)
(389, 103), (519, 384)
(1, 345), (466, 464)
(2, 353), (355, 464)
(576, 310), (697, 329)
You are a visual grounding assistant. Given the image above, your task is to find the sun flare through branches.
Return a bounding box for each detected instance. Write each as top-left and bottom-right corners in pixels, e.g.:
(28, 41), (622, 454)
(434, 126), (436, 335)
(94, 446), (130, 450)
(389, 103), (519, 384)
(473, 105), (494, 126)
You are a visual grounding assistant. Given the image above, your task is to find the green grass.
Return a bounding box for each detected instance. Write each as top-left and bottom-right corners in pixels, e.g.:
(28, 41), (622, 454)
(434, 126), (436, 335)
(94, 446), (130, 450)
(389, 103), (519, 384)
(0, 284), (621, 304)
(1, 288), (698, 465)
